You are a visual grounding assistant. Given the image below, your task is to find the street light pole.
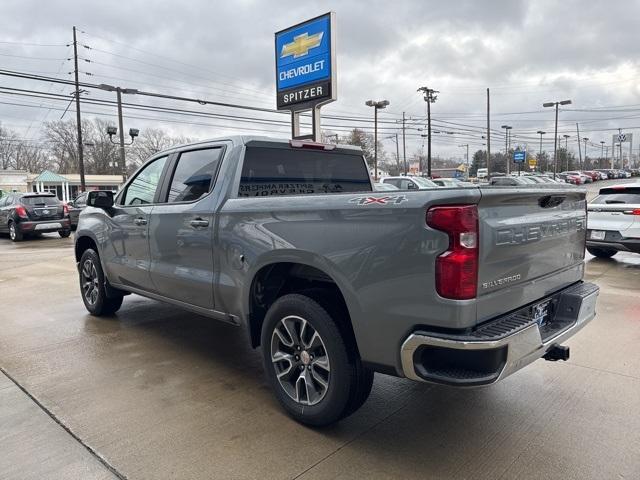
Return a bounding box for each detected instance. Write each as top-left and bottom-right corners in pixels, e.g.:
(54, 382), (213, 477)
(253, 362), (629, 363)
(563, 134), (570, 171)
(537, 130), (545, 171)
(583, 137), (589, 168)
(365, 100), (389, 180)
(459, 144), (469, 180)
(501, 125), (512, 174)
(543, 99), (572, 179)
(98, 84), (139, 183)
(600, 140), (605, 168)
(116, 88), (126, 179)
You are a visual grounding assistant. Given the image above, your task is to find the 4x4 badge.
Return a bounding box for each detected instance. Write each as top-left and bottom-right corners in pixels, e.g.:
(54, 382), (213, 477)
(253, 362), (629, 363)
(350, 195), (408, 206)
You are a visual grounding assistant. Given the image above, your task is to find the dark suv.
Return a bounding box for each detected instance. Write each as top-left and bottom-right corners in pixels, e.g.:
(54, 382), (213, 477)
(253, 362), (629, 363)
(0, 192), (71, 241)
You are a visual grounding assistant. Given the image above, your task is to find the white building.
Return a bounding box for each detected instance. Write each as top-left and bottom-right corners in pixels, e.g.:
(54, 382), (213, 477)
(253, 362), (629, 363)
(0, 169), (122, 201)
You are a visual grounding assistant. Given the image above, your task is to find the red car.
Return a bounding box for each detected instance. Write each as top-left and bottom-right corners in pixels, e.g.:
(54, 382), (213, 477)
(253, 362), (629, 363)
(565, 174), (583, 185)
(582, 171), (600, 182)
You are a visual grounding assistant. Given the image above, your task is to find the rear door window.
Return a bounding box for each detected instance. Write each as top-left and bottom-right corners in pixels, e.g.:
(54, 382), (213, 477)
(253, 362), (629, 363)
(166, 148), (222, 203)
(238, 146), (371, 197)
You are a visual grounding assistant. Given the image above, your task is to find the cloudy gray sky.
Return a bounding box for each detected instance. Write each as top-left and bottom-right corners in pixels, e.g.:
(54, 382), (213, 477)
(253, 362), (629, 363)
(2, 0), (640, 161)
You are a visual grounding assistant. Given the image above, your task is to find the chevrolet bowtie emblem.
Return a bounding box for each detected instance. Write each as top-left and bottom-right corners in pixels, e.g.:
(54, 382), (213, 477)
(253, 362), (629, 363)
(281, 32), (324, 59)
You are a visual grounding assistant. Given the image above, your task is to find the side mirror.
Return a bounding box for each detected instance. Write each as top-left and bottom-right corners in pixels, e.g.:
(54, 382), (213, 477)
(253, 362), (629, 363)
(87, 190), (114, 209)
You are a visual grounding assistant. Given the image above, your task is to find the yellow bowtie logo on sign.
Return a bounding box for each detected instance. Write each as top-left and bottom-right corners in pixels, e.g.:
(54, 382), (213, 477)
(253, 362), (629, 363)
(281, 32), (324, 59)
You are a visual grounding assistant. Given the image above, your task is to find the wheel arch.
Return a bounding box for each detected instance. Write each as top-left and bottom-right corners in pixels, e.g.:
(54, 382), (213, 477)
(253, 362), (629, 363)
(245, 258), (362, 358)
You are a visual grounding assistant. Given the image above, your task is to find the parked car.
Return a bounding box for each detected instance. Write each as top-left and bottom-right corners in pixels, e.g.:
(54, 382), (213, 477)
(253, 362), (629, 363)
(431, 178), (469, 187)
(380, 175), (438, 189)
(374, 182), (398, 191)
(0, 192), (71, 241)
(586, 183), (640, 258)
(582, 171), (600, 182)
(564, 171), (592, 183)
(67, 191), (88, 229)
(74, 136), (598, 426)
(476, 168), (488, 180)
(489, 175), (537, 186)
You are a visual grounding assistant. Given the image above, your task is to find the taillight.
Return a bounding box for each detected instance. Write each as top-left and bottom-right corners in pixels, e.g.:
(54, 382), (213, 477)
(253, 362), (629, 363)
(15, 205), (28, 218)
(426, 204), (479, 300)
(63, 203), (70, 216)
(623, 208), (640, 216)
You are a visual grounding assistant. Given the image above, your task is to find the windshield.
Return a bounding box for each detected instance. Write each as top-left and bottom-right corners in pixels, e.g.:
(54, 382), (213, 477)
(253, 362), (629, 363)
(20, 195), (60, 206)
(412, 177), (437, 188)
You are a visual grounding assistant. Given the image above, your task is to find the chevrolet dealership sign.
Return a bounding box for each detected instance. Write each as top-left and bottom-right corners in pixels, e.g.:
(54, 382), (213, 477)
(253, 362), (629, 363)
(275, 12), (336, 110)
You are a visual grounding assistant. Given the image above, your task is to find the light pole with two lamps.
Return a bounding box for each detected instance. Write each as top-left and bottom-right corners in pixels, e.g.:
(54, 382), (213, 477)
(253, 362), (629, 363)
(365, 99), (389, 180)
(543, 99), (572, 179)
(98, 84), (140, 182)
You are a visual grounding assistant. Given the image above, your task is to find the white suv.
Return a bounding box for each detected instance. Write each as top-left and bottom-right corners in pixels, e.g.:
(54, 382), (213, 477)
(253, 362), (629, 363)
(586, 183), (640, 257)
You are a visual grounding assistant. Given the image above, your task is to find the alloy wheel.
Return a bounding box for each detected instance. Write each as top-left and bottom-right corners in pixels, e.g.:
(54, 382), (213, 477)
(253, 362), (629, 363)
(81, 259), (100, 305)
(270, 315), (331, 406)
(9, 223), (15, 240)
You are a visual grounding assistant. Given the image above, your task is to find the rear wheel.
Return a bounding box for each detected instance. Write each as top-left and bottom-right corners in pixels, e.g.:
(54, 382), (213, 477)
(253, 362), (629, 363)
(261, 293), (373, 427)
(587, 246), (617, 258)
(79, 249), (123, 315)
(8, 222), (23, 242)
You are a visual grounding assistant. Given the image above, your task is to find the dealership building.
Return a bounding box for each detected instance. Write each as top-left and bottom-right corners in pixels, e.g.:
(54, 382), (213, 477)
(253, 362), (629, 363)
(0, 169), (122, 201)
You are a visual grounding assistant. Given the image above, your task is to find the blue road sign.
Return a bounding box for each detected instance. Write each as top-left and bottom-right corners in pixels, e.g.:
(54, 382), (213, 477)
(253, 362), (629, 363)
(275, 13), (335, 110)
(513, 150), (526, 163)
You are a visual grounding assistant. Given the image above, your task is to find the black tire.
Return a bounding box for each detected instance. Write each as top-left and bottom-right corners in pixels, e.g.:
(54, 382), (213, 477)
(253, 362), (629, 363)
(8, 221), (23, 242)
(261, 293), (372, 427)
(587, 246), (617, 258)
(58, 229), (71, 238)
(79, 248), (123, 316)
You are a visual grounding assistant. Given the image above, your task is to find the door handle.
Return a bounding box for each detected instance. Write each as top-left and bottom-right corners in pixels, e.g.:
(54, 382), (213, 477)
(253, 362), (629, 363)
(133, 217), (147, 226)
(190, 218), (209, 228)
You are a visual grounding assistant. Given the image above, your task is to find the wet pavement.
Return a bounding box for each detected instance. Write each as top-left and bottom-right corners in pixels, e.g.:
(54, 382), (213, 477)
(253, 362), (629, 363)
(1, 180), (639, 479)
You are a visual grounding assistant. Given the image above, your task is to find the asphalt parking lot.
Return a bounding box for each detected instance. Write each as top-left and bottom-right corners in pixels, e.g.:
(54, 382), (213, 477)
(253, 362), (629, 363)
(1, 180), (639, 480)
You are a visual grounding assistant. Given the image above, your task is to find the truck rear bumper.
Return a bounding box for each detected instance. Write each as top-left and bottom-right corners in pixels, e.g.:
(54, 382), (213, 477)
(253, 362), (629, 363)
(400, 282), (599, 386)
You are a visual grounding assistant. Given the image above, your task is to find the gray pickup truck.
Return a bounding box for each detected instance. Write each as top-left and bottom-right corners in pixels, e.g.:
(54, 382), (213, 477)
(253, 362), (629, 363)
(74, 136), (599, 426)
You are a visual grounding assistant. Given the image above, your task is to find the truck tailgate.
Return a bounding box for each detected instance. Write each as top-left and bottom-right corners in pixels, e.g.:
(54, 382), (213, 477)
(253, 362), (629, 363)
(476, 186), (587, 323)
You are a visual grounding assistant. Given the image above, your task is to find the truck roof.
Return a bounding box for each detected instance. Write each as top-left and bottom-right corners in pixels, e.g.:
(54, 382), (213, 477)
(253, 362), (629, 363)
(153, 135), (363, 157)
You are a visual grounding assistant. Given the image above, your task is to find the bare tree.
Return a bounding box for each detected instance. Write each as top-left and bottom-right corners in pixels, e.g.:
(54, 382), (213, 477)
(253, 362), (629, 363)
(43, 119), (81, 173)
(84, 119), (119, 174)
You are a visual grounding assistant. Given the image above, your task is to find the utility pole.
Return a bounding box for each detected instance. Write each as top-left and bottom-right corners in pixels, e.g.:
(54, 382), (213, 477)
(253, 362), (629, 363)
(402, 112), (407, 175)
(563, 134), (570, 171)
(486, 88), (491, 177)
(600, 140), (605, 168)
(576, 123), (582, 169)
(417, 86), (438, 177)
(72, 26), (86, 192)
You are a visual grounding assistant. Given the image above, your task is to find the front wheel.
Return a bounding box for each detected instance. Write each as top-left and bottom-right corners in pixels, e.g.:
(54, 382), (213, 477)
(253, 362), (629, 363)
(59, 229), (71, 238)
(79, 249), (123, 316)
(261, 293), (373, 427)
(587, 246), (617, 258)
